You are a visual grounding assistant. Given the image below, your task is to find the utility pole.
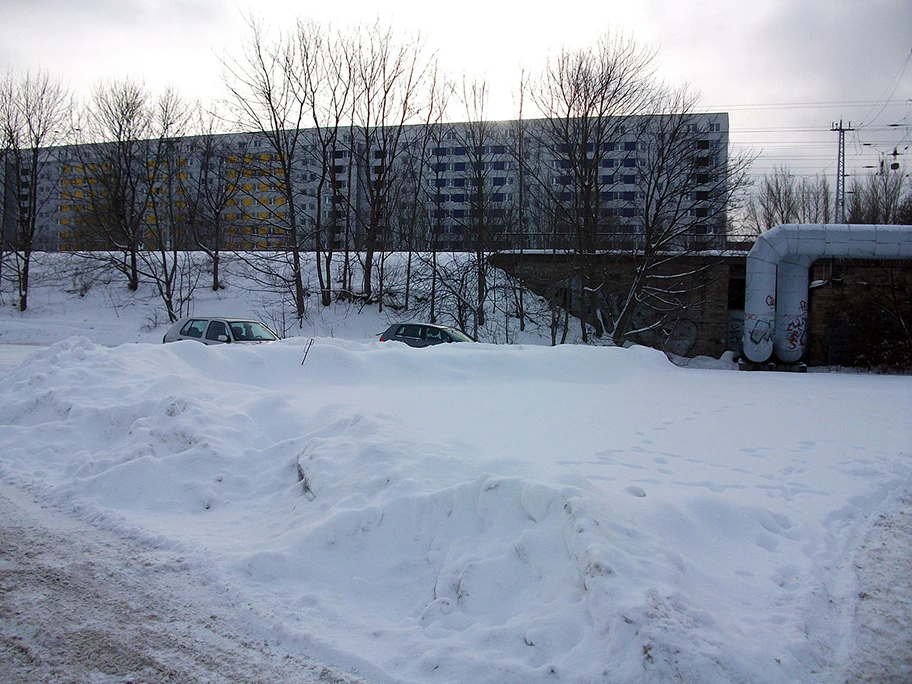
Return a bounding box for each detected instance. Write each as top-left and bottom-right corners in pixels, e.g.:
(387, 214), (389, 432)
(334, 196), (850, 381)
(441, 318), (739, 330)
(831, 120), (855, 223)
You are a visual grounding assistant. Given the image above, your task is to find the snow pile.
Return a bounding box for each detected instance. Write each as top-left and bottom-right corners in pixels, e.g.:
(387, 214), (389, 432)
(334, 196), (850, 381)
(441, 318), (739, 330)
(2, 330), (910, 682)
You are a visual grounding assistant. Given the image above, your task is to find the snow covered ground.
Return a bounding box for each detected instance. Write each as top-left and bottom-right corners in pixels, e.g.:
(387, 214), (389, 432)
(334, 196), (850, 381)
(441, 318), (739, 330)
(1, 262), (911, 683)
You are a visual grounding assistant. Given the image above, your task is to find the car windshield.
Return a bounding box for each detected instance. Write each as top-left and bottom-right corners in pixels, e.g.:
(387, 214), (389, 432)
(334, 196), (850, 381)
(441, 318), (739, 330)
(229, 321), (278, 341)
(442, 327), (474, 342)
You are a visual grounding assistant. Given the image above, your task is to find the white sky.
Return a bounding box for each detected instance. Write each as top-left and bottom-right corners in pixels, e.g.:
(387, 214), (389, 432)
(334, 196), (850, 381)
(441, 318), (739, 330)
(2, 0), (911, 183)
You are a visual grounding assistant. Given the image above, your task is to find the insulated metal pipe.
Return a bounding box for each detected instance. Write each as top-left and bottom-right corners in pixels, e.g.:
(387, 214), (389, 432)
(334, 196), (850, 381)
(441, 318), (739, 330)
(742, 224), (912, 363)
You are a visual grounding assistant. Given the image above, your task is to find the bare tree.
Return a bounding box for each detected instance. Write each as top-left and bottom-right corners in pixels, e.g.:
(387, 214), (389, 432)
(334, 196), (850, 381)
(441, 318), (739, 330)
(71, 82), (200, 320)
(415, 117), (455, 323)
(525, 33), (753, 349)
(136, 89), (198, 321)
(796, 174), (832, 224)
(451, 78), (500, 334)
(290, 19), (354, 307)
(222, 15), (312, 321)
(900, 187), (912, 225)
(0, 69), (69, 310)
(345, 21), (437, 302)
(378, 65), (449, 312)
(746, 166), (831, 233)
(848, 165), (908, 224)
(183, 105), (250, 291)
(608, 85), (753, 347)
(505, 69), (531, 333)
(529, 31), (657, 341)
(70, 79), (159, 291)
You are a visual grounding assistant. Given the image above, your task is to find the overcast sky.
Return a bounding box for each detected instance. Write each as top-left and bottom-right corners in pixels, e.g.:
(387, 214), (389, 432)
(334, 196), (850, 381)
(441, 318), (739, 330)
(2, 0), (910, 184)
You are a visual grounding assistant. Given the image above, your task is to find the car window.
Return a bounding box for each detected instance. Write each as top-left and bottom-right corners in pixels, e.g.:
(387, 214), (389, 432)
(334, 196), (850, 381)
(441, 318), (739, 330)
(398, 325), (422, 339)
(245, 322), (278, 341)
(206, 320), (229, 341)
(438, 330), (452, 342)
(230, 322), (257, 341)
(424, 327), (442, 341)
(180, 319), (207, 338)
(229, 321), (277, 341)
(444, 328), (474, 342)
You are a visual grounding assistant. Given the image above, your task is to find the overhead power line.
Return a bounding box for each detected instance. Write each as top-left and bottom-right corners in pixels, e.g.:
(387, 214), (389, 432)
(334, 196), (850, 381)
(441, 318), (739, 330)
(859, 48), (912, 126)
(702, 99), (911, 112)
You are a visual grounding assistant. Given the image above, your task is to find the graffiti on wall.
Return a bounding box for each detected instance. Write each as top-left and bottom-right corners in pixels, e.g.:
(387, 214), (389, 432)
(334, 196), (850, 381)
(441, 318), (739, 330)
(782, 300), (808, 352)
(727, 311), (744, 352)
(745, 312), (773, 345)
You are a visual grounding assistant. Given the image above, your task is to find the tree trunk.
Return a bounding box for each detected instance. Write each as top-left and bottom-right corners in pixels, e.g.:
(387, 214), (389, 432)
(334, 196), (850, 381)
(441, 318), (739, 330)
(212, 251), (220, 291)
(18, 256), (29, 312)
(321, 251), (333, 307)
(292, 244), (306, 320)
(129, 249), (139, 291)
(611, 268), (645, 346)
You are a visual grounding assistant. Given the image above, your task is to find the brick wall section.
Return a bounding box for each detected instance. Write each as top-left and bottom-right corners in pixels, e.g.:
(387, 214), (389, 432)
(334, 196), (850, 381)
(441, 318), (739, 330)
(808, 258), (912, 367)
(490, 252), (742, 358)
(492, 253), (911, 365)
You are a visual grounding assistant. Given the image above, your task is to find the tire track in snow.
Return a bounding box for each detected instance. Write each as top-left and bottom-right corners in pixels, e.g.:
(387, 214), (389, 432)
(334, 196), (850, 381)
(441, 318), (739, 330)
(0, 479), (369, 684)
(840, 491), (912, 683)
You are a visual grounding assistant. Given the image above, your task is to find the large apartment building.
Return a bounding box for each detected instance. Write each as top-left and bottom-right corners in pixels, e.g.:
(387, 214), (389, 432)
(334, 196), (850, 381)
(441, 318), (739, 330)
(4, 112), (730, 254)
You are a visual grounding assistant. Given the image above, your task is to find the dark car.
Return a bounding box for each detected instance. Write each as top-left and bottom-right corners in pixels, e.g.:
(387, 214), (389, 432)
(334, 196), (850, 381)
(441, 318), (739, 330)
(163, 317), (279, 345)
(379, 323), (475, 348)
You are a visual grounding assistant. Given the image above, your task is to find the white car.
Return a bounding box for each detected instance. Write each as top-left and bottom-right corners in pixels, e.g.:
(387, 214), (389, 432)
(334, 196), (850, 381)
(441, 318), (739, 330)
(162, 317), (279, 345)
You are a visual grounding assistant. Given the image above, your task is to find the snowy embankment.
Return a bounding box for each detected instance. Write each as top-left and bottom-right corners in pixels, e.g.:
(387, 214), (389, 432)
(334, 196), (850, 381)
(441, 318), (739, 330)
(1, 330), (910, 682)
